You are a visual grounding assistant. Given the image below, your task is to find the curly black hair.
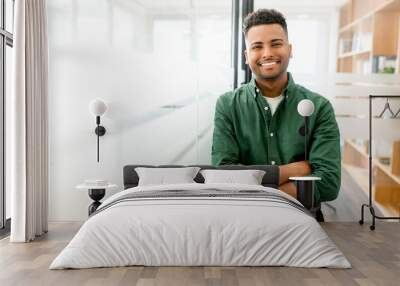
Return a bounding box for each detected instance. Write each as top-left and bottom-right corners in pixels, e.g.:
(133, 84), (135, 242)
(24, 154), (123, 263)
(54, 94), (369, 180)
(243, 9), (288, 36)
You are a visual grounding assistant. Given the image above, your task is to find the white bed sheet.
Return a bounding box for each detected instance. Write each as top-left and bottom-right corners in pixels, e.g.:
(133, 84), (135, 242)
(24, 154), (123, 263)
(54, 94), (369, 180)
(50, 183), (351, 269)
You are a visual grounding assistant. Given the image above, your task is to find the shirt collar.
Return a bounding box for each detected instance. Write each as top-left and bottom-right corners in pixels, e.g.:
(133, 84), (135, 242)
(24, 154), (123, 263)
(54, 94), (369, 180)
(249, 72), (296, 98)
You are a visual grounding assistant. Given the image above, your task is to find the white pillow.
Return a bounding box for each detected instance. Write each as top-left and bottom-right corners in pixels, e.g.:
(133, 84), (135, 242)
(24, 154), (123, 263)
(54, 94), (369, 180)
(135, 167), (200, 186)
(200, 169), (266, 185)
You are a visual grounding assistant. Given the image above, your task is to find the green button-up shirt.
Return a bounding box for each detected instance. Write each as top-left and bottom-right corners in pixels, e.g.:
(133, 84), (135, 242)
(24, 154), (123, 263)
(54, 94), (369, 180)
(211, 73), (341, 203)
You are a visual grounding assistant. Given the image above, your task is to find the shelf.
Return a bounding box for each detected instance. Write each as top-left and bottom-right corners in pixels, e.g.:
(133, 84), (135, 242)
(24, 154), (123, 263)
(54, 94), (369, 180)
(338, 50), (371, 59)
(339, 13), (372, 33)
(343, 139), (400, 183)
(344, 139), (400, 182)
(344, 139), (368, 159)
(374, 159), (400, 184)
(339, 0), (399, 32)
(343, 139), (400, 216)
(342, 163), (398, 217)
(337, 0), (400, 74)
(380, 0), (400, 12)
(335, 114), (367, 119)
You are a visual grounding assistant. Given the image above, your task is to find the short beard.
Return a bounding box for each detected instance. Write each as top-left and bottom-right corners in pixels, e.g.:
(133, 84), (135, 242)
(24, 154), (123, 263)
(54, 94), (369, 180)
(257, 69), (286, 82)
(256, 61), (289, 81)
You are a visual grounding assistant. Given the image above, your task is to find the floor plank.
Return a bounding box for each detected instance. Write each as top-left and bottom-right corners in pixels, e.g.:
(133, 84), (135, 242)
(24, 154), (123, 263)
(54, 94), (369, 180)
(1, 221), (400, 286)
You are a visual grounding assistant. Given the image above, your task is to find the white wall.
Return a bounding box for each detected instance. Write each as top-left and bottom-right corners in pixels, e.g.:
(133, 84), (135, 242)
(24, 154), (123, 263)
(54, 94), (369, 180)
(47, 0), (232, 221)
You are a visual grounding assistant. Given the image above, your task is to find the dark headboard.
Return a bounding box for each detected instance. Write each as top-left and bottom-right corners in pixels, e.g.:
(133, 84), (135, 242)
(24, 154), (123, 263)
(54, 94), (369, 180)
(123, 165), (280, 190)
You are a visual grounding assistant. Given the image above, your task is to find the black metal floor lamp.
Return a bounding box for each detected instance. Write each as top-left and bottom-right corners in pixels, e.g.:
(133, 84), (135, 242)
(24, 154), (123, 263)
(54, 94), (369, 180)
(359, 94), (400, 230)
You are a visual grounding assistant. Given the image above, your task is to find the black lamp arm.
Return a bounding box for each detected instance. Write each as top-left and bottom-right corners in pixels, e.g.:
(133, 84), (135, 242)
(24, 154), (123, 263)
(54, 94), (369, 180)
(304, 116), (309, 161)
(94, 116), (106, 162)
(94, 114), (106, 136)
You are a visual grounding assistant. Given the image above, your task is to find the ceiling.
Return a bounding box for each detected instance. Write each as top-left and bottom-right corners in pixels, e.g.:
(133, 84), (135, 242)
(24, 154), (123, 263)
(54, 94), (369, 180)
(256, 0), (347, 8)
(111, 0), (348, 17)
(115, 0), (348, 10)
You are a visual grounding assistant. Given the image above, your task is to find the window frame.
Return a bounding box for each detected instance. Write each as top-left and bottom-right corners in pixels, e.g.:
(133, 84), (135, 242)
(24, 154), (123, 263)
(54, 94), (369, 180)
(0, 0), (14, 233)
(232, 0), (253, 88)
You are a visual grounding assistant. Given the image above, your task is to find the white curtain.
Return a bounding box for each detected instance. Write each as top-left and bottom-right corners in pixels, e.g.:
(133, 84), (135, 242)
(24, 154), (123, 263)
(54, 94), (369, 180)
(9, 0), (48, 242)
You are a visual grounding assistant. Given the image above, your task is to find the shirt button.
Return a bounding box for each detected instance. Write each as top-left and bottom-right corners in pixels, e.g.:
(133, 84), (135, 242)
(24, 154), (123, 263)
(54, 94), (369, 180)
(256, 88), (259, 93)
(264, 106), (269, 111)
(271, 161), (276, 165)
(270, 132), (274, 137)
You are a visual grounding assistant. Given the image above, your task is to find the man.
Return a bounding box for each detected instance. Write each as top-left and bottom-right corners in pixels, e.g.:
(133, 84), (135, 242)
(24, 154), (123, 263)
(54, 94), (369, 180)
(211, 9), (341, 211)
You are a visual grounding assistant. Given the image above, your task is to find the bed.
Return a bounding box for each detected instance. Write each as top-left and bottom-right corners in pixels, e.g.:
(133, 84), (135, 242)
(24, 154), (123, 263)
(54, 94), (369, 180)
(50, 165), (350, 269)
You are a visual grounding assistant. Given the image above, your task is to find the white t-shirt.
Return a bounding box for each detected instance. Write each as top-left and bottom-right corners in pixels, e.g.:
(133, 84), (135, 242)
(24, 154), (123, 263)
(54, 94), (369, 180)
(264, 94), (284, 116)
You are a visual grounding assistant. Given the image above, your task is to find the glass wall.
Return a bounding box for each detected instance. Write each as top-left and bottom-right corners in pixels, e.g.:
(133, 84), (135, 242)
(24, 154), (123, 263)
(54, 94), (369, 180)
(47, 0), (233, 220)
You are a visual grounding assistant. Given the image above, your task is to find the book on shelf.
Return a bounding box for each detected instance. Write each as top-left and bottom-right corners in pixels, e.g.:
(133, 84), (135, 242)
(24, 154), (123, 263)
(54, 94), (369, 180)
(372, 56), (396, 74)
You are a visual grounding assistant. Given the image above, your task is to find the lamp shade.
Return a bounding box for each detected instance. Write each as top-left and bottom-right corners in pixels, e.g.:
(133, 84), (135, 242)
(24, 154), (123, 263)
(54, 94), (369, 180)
(297, 99), (315, 117)
(89, 99), (107, 116)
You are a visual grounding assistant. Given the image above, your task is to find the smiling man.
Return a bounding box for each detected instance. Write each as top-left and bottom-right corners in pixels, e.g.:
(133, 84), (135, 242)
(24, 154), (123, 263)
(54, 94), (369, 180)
(211, 9), (341, 220)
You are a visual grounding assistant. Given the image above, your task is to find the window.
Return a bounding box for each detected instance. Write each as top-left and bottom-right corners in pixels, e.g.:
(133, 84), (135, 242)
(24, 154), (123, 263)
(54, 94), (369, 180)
(0, 0), (14, 233)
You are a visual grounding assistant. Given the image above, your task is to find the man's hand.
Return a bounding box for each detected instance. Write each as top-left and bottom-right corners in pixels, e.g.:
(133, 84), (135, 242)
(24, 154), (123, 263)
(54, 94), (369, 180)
(279, 161), (312, 185)
(278, 161), (312, 198)
(279, 182), (297, 198)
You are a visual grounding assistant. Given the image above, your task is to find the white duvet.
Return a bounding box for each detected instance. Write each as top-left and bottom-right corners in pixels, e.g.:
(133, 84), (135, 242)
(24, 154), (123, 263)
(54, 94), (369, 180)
(50, 183), (351, 269)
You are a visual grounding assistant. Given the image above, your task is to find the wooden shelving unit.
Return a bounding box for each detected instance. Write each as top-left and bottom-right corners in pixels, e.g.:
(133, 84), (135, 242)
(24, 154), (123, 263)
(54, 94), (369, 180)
(343, 139), (400, 216)
(337, 0), (400, 74)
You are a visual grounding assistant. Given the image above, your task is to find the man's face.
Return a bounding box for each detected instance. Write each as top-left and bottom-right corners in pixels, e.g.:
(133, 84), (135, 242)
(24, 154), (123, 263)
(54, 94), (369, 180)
(244, 24), (292, 81)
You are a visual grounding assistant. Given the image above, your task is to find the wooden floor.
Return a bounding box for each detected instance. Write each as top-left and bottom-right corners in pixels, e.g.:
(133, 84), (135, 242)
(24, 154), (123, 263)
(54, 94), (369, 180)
(1, 221), (400, 286)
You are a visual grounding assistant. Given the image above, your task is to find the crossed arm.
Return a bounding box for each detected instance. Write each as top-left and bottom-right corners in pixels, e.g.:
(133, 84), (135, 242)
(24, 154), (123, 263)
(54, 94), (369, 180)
(212, 96), (339, 202)
(279, 161), (312, 198)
